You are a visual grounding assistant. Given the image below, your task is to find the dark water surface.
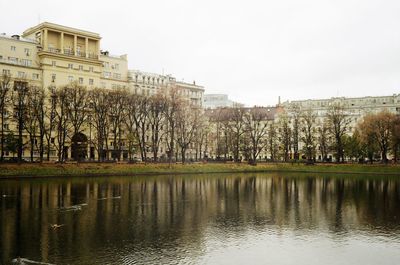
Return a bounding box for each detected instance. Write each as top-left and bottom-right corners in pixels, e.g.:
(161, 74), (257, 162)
(1, 173), (400, 265)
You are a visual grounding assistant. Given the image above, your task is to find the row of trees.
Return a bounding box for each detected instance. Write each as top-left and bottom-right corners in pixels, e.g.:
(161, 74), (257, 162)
(211, 104), (400, 164)
(1, 74), (399, 164)
(345, 112), (400, 163)
(0, 75), (204, 163)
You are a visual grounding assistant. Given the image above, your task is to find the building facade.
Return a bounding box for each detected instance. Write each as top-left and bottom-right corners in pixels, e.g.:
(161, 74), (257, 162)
(203, 94), (244, 109)
(281, 95), (400, 134)
(0, 22), (204, 161)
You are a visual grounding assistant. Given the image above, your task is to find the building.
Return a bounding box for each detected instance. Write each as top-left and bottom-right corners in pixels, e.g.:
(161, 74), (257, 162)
(204, 106), (281, 160)
(281, 95), (400, 133)
(203, 94), (244, 109)
(0, 22), (205, 161)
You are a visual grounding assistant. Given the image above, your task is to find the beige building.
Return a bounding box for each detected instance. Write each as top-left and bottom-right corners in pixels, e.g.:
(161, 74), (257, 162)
(0, 22), (205, 161)
(128, 69), (204, 107)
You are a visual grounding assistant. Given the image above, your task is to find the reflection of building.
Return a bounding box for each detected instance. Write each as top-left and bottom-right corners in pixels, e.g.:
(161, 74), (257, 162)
(203, 94), (244, 109)
(1, 175), (398, 264)
(0, 22), (204, 160)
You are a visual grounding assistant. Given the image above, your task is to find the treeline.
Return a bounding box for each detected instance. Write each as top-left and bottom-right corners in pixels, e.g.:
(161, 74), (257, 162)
(1, 74), (400, 164)
(210, 104), (400, 163)
(0, 75), (204, 163)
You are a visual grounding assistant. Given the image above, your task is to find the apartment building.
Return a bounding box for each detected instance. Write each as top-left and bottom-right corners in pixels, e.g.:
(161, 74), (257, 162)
(0, 22), (205, 161)
(128, 70), (204, 107)
(281, 94), (400, 133)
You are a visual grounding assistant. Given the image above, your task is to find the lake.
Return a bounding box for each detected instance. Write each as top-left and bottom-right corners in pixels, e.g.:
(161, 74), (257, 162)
(1, 173), (400, 265)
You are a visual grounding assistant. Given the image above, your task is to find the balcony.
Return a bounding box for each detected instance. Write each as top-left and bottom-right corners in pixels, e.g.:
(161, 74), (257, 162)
(43, 48), (99, 60)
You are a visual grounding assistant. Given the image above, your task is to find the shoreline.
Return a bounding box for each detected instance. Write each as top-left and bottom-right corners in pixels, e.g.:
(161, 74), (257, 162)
(0, 162), (400, 179)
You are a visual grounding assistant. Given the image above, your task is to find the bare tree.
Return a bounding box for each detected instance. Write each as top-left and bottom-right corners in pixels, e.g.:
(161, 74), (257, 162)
(65, 82), (89, 161)
(268, 122), (278, 161)
(278, 112), (292, 161)
(175, 102), (200, 163)
(0, 73), (12, 161)
(89, 88), (110, 161)
(12, 80), (29, 162)
(108, 88), (128, 161)
(25, 88), (38, 162)
(300, 109), (317, 161)
(23, 86), (46, 162)
(227, 107), (246, 162)
(193, 115), (209, 161)
(289, 104), (302, 160)
(162, 86), (183, 164)
(326, 103), (351, 163)
(148, 93), (167, 161)
(317, 118), (330, 162)
(243, 107), (270, 164)
(54, 86), (70, 162)
(125, 93), (150, 162)
(45, 86), (57, 161)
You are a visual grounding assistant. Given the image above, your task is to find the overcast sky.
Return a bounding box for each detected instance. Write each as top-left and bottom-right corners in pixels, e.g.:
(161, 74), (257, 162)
(1, 0), (399, 106)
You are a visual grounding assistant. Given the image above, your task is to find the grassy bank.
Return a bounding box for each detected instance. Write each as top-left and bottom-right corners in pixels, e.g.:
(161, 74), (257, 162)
(0, 162), (399, 178)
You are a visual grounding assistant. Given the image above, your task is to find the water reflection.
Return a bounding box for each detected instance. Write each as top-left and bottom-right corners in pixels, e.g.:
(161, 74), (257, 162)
(1, 174), (400, 265)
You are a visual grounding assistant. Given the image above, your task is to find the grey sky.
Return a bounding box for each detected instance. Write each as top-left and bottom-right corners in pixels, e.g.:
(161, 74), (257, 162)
(1, 0), (399, 106)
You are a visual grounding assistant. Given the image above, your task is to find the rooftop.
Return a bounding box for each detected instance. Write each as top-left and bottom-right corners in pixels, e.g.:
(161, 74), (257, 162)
(22, 22), (101, 39)
(0, 33), (37, 44)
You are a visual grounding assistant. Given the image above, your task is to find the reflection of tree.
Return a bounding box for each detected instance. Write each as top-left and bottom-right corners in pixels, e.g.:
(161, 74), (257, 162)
(1, 175), (400, 264)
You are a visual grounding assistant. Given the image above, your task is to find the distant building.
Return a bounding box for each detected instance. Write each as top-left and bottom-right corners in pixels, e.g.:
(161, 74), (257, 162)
(281, 94), (400, 132)
(203, 94), (244, 109)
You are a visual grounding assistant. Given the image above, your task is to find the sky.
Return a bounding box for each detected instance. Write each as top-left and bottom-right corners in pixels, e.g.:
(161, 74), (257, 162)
(1, 0), (400, 106)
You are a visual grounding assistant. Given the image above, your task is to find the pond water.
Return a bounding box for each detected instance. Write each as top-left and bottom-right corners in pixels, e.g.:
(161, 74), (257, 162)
(1, 173), (400, 265)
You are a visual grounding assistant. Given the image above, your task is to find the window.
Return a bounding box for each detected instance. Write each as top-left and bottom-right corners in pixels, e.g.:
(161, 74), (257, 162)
(79, 65), (83, 71)
(18, 71), (26, 78)
(52, 61), (56, 67)
(115, 64), (119, 70)
(113, 73), (121, 79)
(89, 66), (93, 72)
(2, 69), (10, 76)
(68, 76), (73, 82)
(21, 59), (32, 67)
(24, 48), (30, 56)
(89, 79), (94, 85)
(68, 63), (73, 69)
(8, 57), (18, 64)
(32, 73), (39, 80)
(103, 62), (109, 68)
(51, 74), (56, 82)
(103, 71), (111, 78)
(79, 77), (83, 84)
(3, 124), (9, 130)
(51, 137), (55, 144)
(11, 46), (16, 51)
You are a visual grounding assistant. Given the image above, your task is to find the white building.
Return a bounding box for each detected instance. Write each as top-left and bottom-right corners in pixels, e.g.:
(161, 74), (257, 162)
(203, 94), (244, 109)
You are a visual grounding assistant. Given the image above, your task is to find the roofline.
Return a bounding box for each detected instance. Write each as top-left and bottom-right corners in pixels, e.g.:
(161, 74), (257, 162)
(0, 34), (37, 44)
(22, 22), (101, 39)
(286, 94), (400, 103)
